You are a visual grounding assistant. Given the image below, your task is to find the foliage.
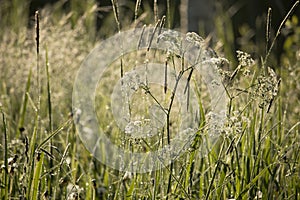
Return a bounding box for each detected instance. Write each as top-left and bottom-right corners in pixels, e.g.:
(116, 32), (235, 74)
(0, 1), (299, 199)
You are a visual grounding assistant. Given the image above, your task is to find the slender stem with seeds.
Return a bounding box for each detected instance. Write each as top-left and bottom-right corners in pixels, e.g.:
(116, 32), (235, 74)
(154, 0), (158, 23)
(264, 0), (299, 65)
(266, 8), (272, 56)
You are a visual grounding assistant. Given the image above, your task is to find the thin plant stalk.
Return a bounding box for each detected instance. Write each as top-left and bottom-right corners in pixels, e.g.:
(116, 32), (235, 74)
(154, 0), (158, 23)
(134, 0), (142, 26)
(35, 10), (41, 135)
(1, 110), (8, 200)
(264, 0), (299, 65)
(17, 67), (32, 137)
(167, 0), (170, 28)
(45, 46), (54, 196)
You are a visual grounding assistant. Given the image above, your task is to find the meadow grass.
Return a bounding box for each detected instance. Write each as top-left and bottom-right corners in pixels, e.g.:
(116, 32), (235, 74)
(0, 1), (300, 199)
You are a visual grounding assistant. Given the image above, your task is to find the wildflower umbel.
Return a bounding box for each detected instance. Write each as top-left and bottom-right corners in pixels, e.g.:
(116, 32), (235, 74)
(236, 50), (255, 67)
(230, 50), (255, 80)
(254, 67), (280, 111)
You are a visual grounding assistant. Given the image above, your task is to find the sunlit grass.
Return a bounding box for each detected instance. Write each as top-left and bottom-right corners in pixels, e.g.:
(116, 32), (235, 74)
(0, 1), (299, 199)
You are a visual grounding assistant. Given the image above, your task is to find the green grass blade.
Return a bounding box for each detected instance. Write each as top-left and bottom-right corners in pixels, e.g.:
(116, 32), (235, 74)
(45, 45), (54, 196)
(36, 118), (72, 150)
(1, 110), (8, 200)
(17, 67), (32, 137)
(30, 152), (44, 200)
(26, 106), (39, 199)
(237, 163), (275, 199)
(126, 179), (135, 199)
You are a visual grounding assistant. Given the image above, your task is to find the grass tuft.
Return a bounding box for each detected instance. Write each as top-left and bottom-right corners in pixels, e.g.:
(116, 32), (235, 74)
(0, 1), (299, 199)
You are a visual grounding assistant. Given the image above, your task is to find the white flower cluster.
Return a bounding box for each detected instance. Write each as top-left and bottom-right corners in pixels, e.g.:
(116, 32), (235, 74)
(158, 30), (182, 54)
(236, 50), (255, 67)
(206, 111), (227, 136)
(223, 111), (250, 136)
(121, 71), (142, 95)
(255, 67), (280, 109)
(125, 119), (156, 138)
(236, 50), (255, 77)
(203, 57), (229, 66)
(186, 32), (204, 47)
